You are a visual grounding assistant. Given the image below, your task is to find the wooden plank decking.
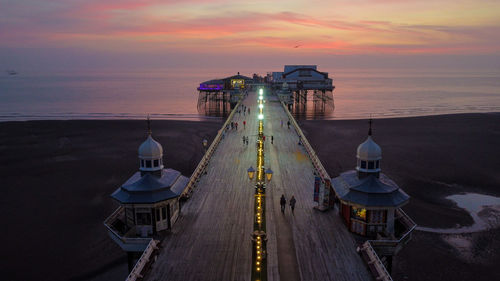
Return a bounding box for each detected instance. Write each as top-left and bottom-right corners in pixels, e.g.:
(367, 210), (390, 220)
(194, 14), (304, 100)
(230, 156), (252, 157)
(144, 92), (372, 281)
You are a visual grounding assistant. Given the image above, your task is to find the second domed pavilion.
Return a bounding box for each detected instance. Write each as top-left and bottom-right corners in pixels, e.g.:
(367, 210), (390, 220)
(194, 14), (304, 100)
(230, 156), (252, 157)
(332, 120), (409, 237)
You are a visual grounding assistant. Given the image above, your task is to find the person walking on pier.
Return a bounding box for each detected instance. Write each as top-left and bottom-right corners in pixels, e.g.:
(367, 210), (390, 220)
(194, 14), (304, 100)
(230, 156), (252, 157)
(242, 136), (246, 145)
(287, 120), (290, 129)
(243, 121), (246, 129)
(280, 194), (286, 213)
(235, 122), (238, 130)
(248, 108), (250, 115)
(245, 136), (249, 145)
(281, 119), (283, 127)
(290, 195), (297, 214)
(271, 135), (274, 144)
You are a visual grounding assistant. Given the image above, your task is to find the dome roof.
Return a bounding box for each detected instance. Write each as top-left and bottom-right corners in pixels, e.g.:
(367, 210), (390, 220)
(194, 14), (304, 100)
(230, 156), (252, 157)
(357, 136), (381, 160)
(138, 135), (163, 159)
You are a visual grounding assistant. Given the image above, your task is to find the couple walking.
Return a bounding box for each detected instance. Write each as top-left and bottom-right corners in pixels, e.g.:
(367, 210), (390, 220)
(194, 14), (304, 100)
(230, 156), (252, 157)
(280, 194), (296, 214)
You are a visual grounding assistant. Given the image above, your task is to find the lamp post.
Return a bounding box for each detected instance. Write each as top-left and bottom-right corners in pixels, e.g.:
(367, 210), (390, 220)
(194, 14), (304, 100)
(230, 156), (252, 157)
(247, 166), (255, 180)
(265, 168), (273, 182)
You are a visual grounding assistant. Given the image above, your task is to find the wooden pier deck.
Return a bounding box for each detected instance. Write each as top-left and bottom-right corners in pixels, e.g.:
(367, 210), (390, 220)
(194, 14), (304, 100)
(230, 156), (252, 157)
(144, 92), (372, 281)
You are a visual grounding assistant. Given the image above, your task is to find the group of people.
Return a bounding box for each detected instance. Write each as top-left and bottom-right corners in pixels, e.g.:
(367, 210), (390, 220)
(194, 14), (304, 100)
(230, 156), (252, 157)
(241, 136), (249, 145)
(237, 104), (250, 116)
(280, 119), (291, 129)
(230, 121), (238, 130)
(280, 194), (296, 214)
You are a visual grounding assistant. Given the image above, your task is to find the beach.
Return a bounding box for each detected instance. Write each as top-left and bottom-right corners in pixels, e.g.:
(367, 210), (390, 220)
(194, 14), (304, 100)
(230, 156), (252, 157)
(0, 120), (222, 281)
(1, 113), (500, 281)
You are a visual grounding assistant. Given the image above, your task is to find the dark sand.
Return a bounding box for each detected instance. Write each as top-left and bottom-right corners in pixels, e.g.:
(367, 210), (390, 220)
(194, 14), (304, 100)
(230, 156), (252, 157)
(0, 120), (222, 281)
(1, 113), (499, 281)
(300, 113), (500, 281)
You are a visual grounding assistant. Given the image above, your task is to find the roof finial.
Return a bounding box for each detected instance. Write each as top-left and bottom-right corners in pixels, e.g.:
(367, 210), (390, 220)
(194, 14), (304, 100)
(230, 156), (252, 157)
(147, 114), (152, 136)
(368, 115), (373, 136)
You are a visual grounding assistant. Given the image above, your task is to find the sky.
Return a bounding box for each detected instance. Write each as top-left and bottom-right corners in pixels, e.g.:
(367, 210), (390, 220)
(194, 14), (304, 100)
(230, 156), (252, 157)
(1, 0), (499, 71)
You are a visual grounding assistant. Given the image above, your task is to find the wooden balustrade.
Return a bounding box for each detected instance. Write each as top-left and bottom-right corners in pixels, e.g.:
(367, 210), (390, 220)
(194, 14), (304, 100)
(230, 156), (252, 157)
(125, 239), (160, 281)
(181, 98), (243, 198)
(359, 241), (393, 281)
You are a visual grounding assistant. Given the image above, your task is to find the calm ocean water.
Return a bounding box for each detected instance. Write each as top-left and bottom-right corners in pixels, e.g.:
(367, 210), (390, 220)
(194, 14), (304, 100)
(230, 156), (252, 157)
(1, 68), (499, 121)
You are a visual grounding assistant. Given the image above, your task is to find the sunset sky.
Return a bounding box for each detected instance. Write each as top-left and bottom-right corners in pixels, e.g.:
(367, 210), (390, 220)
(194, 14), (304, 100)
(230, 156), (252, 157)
(1, 0), (499, 70)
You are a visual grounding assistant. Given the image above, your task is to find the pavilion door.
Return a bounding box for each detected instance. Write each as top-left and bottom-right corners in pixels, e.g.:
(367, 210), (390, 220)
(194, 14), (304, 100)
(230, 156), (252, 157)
(167, 204), (171, 229)
(156, 206), (169, 231)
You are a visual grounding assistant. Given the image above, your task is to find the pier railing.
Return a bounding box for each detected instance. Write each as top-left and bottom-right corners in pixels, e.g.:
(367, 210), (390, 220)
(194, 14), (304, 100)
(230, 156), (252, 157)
(367, 208), (417, 255)
(358, 241), (393, 281)
(104, 206), (152, 246)
(280, 101), (331, 182)
(181, 98), (243, 198)
(125, 239), (160, 281)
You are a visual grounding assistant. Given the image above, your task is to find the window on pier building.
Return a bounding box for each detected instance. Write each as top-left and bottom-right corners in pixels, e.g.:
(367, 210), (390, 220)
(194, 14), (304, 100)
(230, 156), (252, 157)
(153, 159), (159, 167)
(352, 207), (367, 221)
(136, 212), (151, 225)
(360, 160), (367, 169)
(162, 207), (167, 220)
(156, 209), (161, 221)
(376, 160), (380, 169)
(146, 160), (152, 168)
(368, 161), (374, 169)
(369, 210), (386, 224)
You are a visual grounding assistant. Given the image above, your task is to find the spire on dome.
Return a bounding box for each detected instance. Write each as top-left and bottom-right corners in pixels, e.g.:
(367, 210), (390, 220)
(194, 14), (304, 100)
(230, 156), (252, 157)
(368, 116), (372, 136)
(147, 114), (152, 136)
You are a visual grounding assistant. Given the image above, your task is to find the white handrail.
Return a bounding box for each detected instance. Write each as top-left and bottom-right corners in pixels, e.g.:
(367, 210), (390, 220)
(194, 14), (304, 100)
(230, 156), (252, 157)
(125, 239), (160, 281)
(280, 101), (331, 182)
(181, 97), (243, 197)
(104, 206), (152, 244)
(359, 241), (393, 281)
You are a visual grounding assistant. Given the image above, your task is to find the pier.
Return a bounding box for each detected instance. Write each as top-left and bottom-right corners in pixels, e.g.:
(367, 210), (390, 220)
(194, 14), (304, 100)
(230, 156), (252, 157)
(133, 90), (373, 281)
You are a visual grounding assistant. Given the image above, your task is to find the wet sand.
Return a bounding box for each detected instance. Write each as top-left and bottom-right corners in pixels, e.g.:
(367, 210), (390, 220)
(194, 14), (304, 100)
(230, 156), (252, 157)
(1, 113), (499, 281)
(300, 113), (500, 281)
(0, 120), (222, 281)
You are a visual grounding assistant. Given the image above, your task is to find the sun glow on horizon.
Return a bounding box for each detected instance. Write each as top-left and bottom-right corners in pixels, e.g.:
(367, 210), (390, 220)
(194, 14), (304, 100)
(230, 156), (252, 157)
(1, 0), (499, 68)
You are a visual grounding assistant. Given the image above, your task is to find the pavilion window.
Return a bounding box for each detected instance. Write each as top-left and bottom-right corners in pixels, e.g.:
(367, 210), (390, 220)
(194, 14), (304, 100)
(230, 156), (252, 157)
(376, 160), (380, 169)
(140, 159), (144, 167)
(146, 160), (152, 168)
(136, 212), (151, 225)
(156, 209), (161, 221)
(161, 207), (167, 220)
(368, 161), (374, 169)
(352, 207), (367, 221)
(360, 161), (367, 169)
(153, 159), (159, 167)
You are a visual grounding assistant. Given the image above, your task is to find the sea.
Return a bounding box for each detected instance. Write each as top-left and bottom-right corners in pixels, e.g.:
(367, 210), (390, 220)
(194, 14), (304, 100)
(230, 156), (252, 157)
(1, 68), (499, 121)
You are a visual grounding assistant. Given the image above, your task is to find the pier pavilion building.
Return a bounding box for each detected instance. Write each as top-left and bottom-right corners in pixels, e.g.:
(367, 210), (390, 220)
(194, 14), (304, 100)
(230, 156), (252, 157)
(197, 72), (253, 117)
(271, 65), (334, 117)
(104, 123), (188, 257)
(332, 123), (410, 238)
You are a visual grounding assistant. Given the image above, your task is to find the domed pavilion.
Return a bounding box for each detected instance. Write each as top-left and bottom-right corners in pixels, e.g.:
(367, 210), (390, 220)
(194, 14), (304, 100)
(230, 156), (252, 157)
(332, 120), (409, 237)
(105, 119), (189, 255)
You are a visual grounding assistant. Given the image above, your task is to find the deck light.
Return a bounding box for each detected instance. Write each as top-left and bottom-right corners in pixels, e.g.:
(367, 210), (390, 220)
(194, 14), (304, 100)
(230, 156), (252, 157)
(258, 104), (263, 109)
(258, 114), (264, 120)
(265, 168), (273, 181)
(247, 166), (255, 180)
(259, 89), (263, 95)
(259, 96), (263, 100)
